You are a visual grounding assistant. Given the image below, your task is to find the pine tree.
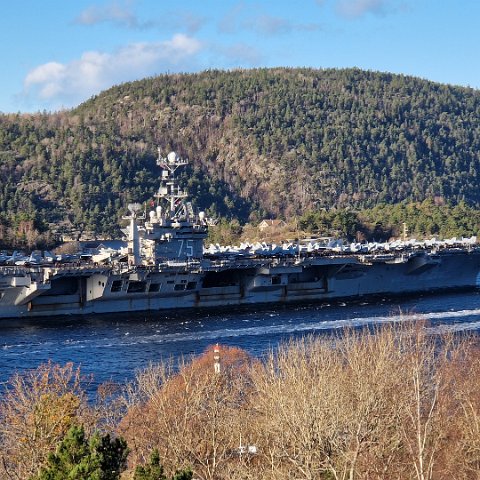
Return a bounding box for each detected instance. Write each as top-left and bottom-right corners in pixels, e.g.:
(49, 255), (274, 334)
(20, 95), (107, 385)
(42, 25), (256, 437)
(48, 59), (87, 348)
(171, 469), (193, 480)
(133, 449), (193, 480)
(133, 450), (166, 480)
(33, 425), (128, 480)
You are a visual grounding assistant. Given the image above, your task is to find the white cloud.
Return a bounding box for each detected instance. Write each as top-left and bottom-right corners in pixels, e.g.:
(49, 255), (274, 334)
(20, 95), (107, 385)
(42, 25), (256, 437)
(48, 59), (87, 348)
(75, 1), (147, 28)
(23, 34), (202, 110)
(219, 6), (321, 36)
(169, 11), (207, 34)
(247, 15), (292, 35)
(24, 62), (67, 98)
(335, 0), (396, 18)
(250, 15), (322, 35)
(75, 2), (208, 33)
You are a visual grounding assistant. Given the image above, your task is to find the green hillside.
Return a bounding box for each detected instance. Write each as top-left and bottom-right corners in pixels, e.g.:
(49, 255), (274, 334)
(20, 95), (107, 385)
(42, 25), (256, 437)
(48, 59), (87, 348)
(1, 67), (480, 247)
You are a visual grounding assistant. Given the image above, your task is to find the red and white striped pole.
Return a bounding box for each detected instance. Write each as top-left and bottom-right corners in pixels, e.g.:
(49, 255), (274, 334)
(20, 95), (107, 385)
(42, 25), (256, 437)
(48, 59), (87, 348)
(213, 344), (220, 374)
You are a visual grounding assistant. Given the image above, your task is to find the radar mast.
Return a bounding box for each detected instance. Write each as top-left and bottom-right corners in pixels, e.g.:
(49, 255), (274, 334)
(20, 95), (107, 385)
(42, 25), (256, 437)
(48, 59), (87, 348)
(155, 149), (190, 221)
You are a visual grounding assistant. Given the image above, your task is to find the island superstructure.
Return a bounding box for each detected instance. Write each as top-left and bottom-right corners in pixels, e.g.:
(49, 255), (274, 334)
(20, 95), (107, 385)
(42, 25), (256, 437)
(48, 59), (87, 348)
(1, 149), (480, 319)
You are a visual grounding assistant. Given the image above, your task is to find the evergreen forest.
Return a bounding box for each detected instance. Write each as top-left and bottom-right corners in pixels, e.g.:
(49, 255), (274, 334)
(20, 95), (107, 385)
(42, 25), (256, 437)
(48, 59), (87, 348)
(1, 67), (480, 248)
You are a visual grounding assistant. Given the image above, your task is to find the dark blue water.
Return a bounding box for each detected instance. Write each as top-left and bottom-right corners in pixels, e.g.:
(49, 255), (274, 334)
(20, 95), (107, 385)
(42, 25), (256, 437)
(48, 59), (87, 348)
(2, 291), (480, 390)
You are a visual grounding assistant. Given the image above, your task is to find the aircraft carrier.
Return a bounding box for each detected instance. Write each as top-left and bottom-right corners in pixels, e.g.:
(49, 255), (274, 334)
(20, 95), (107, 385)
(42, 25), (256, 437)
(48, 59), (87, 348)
(1, 150), (480, 320)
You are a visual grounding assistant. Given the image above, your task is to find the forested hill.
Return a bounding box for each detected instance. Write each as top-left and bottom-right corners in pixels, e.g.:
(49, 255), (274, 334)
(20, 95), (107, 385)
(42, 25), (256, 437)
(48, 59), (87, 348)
(1, 67), (480, 247)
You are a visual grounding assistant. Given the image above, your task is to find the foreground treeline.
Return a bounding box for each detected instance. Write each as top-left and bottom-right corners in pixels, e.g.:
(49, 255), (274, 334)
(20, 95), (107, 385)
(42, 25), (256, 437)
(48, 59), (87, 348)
(2, 322), (480, 479)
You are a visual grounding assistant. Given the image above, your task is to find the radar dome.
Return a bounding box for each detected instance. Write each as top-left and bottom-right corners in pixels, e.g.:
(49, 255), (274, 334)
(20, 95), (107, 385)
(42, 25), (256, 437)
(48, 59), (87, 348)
(167, 151), (179, 163)
(128, 203), (142, 214)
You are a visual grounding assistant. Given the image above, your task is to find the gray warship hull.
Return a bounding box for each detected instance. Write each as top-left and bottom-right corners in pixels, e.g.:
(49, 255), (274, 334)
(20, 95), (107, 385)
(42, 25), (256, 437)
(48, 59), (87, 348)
(1, 249), (479, 319)
(3, 150), (479, 320)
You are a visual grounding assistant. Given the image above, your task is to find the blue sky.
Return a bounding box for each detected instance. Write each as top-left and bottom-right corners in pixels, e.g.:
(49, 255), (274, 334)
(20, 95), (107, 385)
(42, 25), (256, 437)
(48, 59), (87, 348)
(1, 0), (479, 113)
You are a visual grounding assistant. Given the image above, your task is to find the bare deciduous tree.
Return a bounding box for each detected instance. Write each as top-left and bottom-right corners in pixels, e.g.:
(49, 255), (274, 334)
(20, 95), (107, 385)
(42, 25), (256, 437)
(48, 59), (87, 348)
(0, 362), (93, 479)
(119, 346), (254, 480)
